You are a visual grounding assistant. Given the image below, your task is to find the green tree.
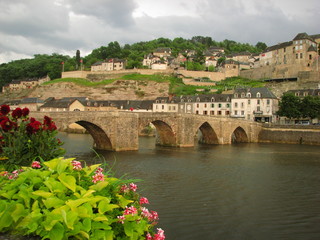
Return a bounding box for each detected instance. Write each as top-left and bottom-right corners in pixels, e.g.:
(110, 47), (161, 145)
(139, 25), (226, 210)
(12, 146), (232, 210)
(75, 50), (81, 70)
(300, 95), (320, 119)
(256, 42), (267, 52)
(277, 93), (301, 119)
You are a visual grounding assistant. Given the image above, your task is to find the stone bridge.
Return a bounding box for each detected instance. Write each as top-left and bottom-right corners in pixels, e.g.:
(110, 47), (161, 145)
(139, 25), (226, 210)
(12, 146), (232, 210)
(31, 111), (263, 151)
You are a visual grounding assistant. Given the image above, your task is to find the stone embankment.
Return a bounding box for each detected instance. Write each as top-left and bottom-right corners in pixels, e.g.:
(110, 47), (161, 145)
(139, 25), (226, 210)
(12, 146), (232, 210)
(259, 124), (320, 145)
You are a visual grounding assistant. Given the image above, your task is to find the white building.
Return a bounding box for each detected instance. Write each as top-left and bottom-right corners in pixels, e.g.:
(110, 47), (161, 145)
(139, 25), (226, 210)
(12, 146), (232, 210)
(231, 88), (279, 123)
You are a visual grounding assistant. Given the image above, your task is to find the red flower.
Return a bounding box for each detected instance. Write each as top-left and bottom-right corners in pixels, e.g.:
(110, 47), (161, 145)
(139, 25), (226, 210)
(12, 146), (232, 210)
(26, 121), (42, 134)
(22, 108), (30, 117)
(12, 108), (22, 118)
(43, 116), (52, 125)
(0, 105), (10, 116)
(0, 117), (14, 132)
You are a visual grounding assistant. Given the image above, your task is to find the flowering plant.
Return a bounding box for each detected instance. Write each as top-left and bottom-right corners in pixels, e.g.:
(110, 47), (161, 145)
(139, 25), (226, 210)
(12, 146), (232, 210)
(0, 158), (165, 240)
(0, 105), (65, 171)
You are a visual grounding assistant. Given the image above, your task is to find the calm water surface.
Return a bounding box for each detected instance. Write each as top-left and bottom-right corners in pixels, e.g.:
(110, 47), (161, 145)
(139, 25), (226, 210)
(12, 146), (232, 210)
(58, 132), (320, 240)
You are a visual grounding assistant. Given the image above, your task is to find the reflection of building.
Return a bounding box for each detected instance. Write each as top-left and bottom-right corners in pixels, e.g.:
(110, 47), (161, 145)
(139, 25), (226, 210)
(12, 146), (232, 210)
(231, 88), (278, 123)
(91, 58), (126, 72)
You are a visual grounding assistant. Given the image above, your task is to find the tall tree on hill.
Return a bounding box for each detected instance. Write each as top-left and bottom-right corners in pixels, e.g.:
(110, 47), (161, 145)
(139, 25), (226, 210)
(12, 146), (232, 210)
(256, 42), (267, 52)
(76, 50), (81, 70)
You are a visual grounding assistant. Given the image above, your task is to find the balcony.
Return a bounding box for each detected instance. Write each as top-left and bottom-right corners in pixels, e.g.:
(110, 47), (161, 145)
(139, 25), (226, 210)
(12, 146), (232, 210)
(253, 110), (263, 115)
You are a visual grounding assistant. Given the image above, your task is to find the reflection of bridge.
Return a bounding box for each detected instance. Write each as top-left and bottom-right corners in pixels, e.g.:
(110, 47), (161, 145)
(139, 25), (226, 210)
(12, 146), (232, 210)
(31, 112), (263, 151)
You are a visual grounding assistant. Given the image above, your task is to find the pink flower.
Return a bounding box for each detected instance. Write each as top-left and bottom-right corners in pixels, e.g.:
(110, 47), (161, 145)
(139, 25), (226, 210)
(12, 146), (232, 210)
(145, 233), (152, 240)
(92, 172), (104, 183)
(95, 167), (103, 173)
(72, 160), (82, 170)
(129, 183), (137, 192)
(124, 206), (138, 216)
(141, 207), (151, 219)
(150, 211), (159, 221)
(117, 215), (126, 224)
(154, 228), (165, 240)
(31, 161), (41, 169)
(140, 197), (149, 205)
(120, 184), (130, 193)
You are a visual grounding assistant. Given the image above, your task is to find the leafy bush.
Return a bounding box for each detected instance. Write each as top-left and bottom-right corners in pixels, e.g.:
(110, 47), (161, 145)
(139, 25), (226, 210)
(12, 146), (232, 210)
(0, 158), (165, 240)
(0, 105), (65, 171)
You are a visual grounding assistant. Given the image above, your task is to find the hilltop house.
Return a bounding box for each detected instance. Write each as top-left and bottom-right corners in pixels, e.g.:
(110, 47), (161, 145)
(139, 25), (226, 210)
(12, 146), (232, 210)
(2, 76), (50, 93)
(91, 58), (126, 72)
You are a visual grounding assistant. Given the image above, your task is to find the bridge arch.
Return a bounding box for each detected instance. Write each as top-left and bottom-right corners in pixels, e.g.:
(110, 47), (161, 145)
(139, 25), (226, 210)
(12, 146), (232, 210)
(149, 120), (177, 147)
(75, 121), (113, 150)
(196, 121), (219, 145)
(231, 126), (249, 143)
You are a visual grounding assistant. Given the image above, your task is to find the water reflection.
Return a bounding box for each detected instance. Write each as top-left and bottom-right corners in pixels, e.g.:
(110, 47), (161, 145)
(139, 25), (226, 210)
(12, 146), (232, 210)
(58, 132), (320, 240)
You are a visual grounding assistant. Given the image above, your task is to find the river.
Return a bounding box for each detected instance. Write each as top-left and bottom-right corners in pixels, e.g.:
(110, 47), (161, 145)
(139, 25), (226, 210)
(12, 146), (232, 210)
(58, 132), (320, 240)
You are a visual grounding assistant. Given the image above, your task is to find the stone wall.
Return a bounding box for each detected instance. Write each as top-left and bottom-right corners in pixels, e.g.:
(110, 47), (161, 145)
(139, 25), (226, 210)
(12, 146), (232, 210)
(259, 126), (320, 145)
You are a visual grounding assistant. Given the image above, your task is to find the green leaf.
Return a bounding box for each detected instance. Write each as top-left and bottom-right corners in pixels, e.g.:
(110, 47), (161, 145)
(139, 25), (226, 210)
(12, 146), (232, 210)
(79, 230), (90, 239)
(43, 158), (61, 171)
(124, 221), (134, 237)
(58, 172), (76, 192)
(93, 215), (108, 222)
(117, 194), (133, 208)
(89, 181), (109, 191)
(32, 190), (53, 198)
(12, 203), (26, 222)
(77, 203), (93, 218)
(56, 158), (73, 174)
(0, 204), (13, 230)
(98, 201), (118, 214)
(61, 209), (78, 230)
(43, 197), (65, 209)
(49, 222), (65, 240)
(82, 218), (91, 232)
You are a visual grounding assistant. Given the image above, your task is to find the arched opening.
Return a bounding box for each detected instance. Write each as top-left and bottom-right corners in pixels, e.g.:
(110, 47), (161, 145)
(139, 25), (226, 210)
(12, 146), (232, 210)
(151, 120), (176, 147)
(196, 122), (219, 145)
(75, 120), (113, 150)
(231, 127), (249, 143)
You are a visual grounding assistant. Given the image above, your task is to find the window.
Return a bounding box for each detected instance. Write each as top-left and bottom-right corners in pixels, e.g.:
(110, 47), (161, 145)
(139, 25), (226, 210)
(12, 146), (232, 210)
(257, 99), (260, 105)
(267, 99), (270, 105)
(284, 47), (286, 53)
(204, 111), (208, 115)
(162, 105), (164, 110)
(300, 53), (303, 59)
(196, 97), (200, 102)
(210, 111), (215, 115)
(248, 99), (251, 105)
(309, 54), (312, 60)
(235, 102), (238, 107)
(234, 93), (238, 98)
(218, 103), (222, 108)
(256, 92), (261, 98)
(211, 97), (215, 102)
(303, 92), (308, 96)
(296, 54), (299, 59)
(156, 105), (158, 110)
(211, 103), (215, 108)
(247, 93), (251, 98)
(241, 102), (244, 108)
(295, 92), (299, 96)
(196, 104), (199, 108)
(204, 104), (207, 108)
(196, 111), (199, 114)
(226, 104), (230, 108)
(241, 111), (244, 115)
(226, 111), (230, 115)
(234, 110), (238, 115)
(218, 111), (222, 115)
(241, 93), (245, 98)
(169, 106), (171, 111)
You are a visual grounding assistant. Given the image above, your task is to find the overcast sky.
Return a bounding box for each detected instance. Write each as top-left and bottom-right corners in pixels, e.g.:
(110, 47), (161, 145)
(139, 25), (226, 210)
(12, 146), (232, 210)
(0, 0), (319, 63)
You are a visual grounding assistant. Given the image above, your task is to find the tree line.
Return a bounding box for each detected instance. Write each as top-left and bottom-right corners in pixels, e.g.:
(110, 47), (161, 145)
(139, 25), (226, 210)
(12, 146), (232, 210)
(277, 93), (320, 120)
(0, 36), (267, 89)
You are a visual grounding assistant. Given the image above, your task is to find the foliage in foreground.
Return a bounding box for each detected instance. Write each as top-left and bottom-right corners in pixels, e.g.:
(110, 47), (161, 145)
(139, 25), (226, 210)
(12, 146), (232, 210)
(0, 105), (65, 171)
(0, 158), (165, 240)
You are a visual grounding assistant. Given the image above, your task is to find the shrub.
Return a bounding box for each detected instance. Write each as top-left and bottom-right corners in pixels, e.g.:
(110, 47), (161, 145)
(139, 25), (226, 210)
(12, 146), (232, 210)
(0, 105), (65, 171)
(0, 158), (165, 240)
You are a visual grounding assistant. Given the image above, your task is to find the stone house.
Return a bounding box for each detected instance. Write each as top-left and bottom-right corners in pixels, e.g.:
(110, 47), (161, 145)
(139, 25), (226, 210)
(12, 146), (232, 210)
(153, 48), (172, 58)
(91, 58), (126, 72)
(1, 98), (44, 111)
(285, 89), (320, 98)
(257, 33), (318, 72)
(2, 76), (50, 93)
(231, 87), (278, 123)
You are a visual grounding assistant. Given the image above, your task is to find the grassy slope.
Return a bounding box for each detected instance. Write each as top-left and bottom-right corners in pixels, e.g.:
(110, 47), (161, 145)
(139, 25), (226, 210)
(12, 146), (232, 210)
(41, 73), (265, 96)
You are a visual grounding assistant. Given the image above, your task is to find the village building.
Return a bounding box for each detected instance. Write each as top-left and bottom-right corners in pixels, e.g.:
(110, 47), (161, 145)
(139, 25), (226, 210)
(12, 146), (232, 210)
(91, 58), (126, 72)
(231, 87), (278, 123)
(2, 76), (50, 93)
(1, 98), (45, 111)
(285, 89), (320, 98)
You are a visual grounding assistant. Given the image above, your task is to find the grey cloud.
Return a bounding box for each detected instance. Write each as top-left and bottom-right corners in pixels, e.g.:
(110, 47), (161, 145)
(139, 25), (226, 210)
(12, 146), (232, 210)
(66, 0), (137, 27)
